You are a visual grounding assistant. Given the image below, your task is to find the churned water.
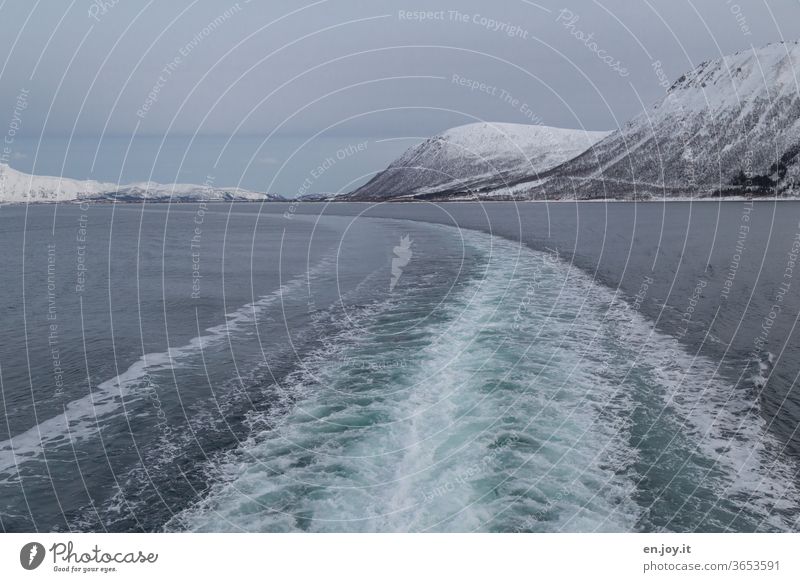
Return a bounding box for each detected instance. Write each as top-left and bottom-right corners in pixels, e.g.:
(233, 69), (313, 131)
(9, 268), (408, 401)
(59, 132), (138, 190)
(1, 201), (799, 532)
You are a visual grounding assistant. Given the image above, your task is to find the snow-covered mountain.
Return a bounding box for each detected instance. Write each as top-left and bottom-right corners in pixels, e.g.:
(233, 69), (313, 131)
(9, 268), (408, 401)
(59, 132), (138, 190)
(0, 163), (282, 203)
(345, 122), (609, 200)
(510, 41), (800, 199)
(347, 41), (800, 201)
(10, 41), (798, 204)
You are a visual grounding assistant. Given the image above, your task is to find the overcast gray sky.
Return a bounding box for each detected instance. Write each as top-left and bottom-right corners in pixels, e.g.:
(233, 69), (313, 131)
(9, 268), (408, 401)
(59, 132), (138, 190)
(1, 0), (799, 193)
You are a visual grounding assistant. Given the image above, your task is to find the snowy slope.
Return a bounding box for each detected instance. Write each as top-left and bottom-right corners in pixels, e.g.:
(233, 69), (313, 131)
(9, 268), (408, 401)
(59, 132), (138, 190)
(512, 41), (800, 199)
(0, 163), (281, 203)
(346, 122), (609, 200)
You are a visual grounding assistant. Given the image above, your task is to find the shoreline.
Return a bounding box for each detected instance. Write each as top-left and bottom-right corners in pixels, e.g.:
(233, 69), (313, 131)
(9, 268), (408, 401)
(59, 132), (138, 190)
(1, 194), (797, 207)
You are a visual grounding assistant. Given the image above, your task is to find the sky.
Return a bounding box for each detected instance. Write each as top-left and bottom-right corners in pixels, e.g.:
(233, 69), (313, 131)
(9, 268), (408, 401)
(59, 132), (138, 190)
(0, 0), (799, 195)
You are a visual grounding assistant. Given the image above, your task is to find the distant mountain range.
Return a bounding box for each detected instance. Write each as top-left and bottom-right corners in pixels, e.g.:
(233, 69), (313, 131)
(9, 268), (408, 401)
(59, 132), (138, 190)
(0, 163), (283, 203)
(347, 40), (800, 201)
(4, 41), (799, 204)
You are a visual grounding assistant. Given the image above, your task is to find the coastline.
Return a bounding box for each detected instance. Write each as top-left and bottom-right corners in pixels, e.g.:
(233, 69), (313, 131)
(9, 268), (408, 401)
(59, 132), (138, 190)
(1, 195), (795, 207)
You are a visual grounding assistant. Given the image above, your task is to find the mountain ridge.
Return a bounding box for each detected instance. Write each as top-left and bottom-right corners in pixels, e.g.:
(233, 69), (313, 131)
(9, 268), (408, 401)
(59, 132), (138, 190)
(345, 122), (610, 201)
(0, 163), (282, 203)
(496, 40), (800, 200)
(347, 40), (800, 201)
(6, 41), (800, 204)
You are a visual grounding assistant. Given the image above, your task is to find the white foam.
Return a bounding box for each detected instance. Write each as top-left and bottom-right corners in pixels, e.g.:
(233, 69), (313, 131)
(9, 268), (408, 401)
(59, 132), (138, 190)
(175, 228), (644, 532)
(0, 256), (335, 481)
(175, 223), (800, 532)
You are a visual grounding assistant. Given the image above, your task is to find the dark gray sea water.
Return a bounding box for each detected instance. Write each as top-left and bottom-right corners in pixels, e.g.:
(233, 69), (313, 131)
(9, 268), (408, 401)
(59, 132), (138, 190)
(1, 200), (799, 532)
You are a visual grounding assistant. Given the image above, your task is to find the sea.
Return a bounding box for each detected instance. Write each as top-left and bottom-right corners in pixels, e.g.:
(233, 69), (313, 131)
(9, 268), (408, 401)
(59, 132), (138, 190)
(1, 200), (799, 532)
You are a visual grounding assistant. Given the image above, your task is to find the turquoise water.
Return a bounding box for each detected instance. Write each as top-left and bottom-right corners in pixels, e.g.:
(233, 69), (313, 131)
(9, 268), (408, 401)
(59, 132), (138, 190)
(173, 224), (798, 532)
(1, 203), (798, 532)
